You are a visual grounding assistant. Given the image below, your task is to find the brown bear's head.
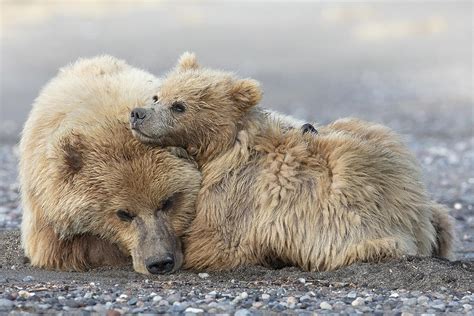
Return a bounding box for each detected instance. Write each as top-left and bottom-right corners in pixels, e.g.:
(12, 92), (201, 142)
(56, 125), (201, 274)
(130, 52), (262, 164)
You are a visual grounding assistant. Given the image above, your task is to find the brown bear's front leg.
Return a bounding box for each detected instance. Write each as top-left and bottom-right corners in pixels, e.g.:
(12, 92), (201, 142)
(334, 237), (404, 270)
(182, 226), (251, 271)
(25, 224), (129, 271)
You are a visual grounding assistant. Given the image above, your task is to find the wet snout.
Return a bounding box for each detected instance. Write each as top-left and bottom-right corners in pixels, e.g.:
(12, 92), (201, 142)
(130, 107), (149, 128)
(145, 254), (175, 274)
(131, 214), (182, 275)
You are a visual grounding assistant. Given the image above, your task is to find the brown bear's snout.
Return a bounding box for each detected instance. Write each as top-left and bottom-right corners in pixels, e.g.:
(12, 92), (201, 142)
(145, 254), (175, 274)
(130, 108), (148, 127)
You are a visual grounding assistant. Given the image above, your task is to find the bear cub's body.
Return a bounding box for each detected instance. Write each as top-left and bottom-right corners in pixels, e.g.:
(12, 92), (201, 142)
(131, 53), (454, 271)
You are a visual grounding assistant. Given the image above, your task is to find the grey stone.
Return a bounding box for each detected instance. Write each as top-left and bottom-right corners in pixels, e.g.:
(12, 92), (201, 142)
(65, 299), (80, 308)
(185, 307), (204, 314)
(167, 293), (181, 303)
(417, 295), (430, 305)
(432, 303), (446, 311)
(261, 294), (270, 300)
(171, 302), (186, 312)
(235, 308), (251, 316)
(37, 303), (51, 310)
(320, 301), (332, 310)
(351, 297), (365, 307)
(0, 299), (14, 310)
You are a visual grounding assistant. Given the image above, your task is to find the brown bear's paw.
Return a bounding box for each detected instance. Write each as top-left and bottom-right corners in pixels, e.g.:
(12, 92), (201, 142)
(301, 123), (318, 135)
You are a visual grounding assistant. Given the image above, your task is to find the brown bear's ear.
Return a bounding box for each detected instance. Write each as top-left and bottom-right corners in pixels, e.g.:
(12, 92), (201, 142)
(176, 52), (200, 72)
(231, 79), (262, 110)
(59, 133), (86, 177)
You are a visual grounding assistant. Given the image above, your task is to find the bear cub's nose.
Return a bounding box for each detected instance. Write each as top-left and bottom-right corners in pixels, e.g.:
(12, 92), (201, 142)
(145, 255), (175, 274)
(130, 108), (148, 125)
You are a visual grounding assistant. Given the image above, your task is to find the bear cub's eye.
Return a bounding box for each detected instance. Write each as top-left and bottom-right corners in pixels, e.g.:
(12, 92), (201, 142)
(171, 101), (186, 113)
(116, 209), (136, 222)
(152, 95), (158, 103)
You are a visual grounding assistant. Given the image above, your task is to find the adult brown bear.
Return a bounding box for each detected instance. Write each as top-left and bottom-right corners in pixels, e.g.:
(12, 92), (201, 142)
(20, 56), (201, 274)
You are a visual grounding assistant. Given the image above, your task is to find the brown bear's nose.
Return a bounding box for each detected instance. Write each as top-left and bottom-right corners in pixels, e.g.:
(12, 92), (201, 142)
(130, 108), (148, 125)
(145, 255), (175, 274)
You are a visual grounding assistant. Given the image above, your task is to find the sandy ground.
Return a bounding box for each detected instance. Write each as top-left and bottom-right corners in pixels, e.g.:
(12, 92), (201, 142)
(0, 230), (473, 314)
(0, 1), (473, 314)
(0, 230), (470, 292)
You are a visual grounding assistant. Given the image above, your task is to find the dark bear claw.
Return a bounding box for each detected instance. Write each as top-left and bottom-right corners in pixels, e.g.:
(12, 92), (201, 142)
(302, 123), (318, 135)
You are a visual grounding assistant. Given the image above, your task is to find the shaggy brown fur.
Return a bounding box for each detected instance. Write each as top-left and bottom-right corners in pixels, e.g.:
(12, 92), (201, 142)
(20, 56), (201, 274)
(131, 53), (455, 271)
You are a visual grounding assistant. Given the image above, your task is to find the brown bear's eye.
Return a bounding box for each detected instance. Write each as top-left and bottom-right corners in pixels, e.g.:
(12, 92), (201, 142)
(152, 95), (158, 103)
(171, 101), (186, 113)
(157, 197), (174, 214)
(116, 209), (135, 222)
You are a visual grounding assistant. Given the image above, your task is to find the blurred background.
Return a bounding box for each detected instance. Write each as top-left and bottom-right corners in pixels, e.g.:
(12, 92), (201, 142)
(0, 0), (473, 257)
(0, 0), (472, 142)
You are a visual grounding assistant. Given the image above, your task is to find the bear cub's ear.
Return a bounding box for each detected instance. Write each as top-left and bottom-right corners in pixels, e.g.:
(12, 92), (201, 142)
(166, 147), (198, 168)
(231, 79), (262, 110)
(176, 52), (200, 72)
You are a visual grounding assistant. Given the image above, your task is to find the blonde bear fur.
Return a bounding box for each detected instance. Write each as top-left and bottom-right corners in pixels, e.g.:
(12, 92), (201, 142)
(131, 53), (455, 271)
(20, 56), (201, 274)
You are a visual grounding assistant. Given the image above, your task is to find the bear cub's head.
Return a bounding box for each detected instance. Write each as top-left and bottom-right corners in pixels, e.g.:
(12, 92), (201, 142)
(130, 52), (262, 161)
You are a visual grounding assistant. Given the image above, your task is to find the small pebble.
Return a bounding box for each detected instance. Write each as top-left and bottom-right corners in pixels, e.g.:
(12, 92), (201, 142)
(287, 296), (297, 309)
(185, 307), (204, 313)
(432, 303), (446, 311)
(37, 304), (51, 310)
(106, 310), (121, 316)
(18, 290), (32, 299)
(417, 296), (430, 305)
(404, 298), (417, 306)
(235, 308), (251, 316)
(198, 273), (209, 279)
(0, 299), (14, 309)
(167, 293), (181, 303)
(352, 297), (365, 307)
(171, 302), (185, 312)
(320, 301), (332, 310)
